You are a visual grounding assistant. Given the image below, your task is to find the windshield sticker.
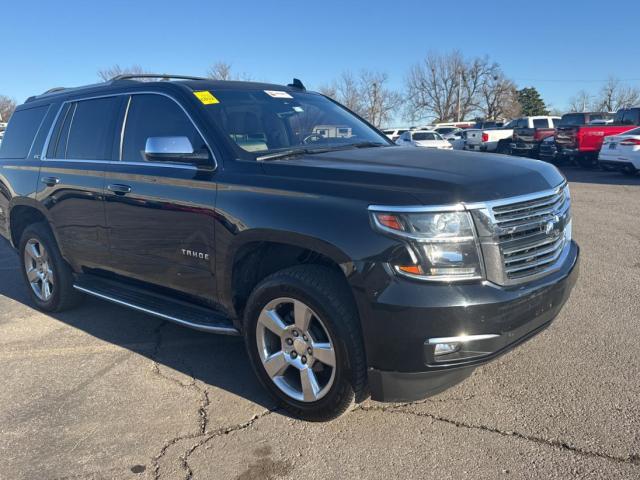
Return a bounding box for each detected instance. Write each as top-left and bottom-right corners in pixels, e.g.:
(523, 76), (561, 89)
(264, 90), (293, 99)
(193, 91), (220, 105)
(292, 106), (304, 112)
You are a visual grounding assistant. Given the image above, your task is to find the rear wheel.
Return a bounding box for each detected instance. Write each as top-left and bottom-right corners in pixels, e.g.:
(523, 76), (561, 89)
(244, 265), (367, 421)
(495, 141), (511, 154)
(621, 165), (638, 176)
(19, 223), (82, 312)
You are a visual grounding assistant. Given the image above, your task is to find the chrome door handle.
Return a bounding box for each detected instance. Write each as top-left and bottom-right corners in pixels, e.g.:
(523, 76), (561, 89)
(107, 184), (132, 195)
(41, 176), (60, 187)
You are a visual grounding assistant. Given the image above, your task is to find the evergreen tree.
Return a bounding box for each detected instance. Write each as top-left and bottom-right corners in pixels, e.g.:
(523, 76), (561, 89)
(517, 87), (549, 116)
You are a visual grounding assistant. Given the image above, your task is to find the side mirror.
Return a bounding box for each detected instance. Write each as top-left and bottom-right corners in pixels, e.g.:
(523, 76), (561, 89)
(144, 136), (211, 167)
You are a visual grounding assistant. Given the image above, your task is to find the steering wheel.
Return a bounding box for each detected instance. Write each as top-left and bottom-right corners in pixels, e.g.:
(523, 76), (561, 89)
(302, 133), (324, 145)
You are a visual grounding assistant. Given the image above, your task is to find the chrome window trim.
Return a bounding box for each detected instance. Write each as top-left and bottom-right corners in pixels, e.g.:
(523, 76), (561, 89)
(119, 96), (132, 161)
(34, 158), (198, 171)
(39, 90), (218, 171)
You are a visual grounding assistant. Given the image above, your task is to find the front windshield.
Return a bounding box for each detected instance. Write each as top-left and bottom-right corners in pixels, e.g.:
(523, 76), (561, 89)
(200, 88), (389, 158)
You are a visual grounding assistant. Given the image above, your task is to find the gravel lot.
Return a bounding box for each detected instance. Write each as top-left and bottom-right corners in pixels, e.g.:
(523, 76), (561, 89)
(0, 166), (639, 480)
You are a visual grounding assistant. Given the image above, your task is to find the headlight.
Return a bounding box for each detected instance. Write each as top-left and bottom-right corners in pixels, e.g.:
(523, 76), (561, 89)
(371, 209), (484, 282)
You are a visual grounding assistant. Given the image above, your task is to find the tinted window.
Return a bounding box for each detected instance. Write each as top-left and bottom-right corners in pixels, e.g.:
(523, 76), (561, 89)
(46, 97), (119, 160)
(412, 132), (436, 140)
(622, 108), (640, 126)
(516, 118), (528, 128)
(559, 114), (585, 127)
(122, 94), (207, 162)
(0, 105), (48, 159)
(533, 119), (549, 128)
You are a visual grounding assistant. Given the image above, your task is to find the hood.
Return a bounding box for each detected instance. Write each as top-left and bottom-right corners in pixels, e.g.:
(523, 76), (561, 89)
(261, 146), (565, 206)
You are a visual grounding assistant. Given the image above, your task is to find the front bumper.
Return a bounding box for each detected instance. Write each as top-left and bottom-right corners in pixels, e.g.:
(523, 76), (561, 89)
(359, 241), (579, 402)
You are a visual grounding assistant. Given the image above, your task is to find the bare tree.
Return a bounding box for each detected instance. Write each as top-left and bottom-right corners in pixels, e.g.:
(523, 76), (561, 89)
(97, 64), (150, 82)
(568, 90), (594, 112)
(207, 61), (252, 81)
(594, 77), (640, 112)
(318, 70), (402, 127)
(405, 51), (502, 123)
(479, 72), (520, 120)
(0, 95), (17, 123)
(358, 70), (403, 128)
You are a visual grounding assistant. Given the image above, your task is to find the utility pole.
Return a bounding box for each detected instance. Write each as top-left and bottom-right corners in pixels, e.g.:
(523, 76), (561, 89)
(457, 69), (462, 122)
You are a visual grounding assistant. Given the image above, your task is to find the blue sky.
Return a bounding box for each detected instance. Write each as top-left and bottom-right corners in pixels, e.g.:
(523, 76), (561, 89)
(2, 0), (639, 118)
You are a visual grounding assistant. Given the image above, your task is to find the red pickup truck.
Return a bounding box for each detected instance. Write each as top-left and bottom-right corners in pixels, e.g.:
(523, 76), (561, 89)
(555, 108), (639, 167)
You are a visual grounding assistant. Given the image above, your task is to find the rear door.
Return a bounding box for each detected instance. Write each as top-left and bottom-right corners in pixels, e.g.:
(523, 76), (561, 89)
(103, 93), (218, 301)
(37, 96), (122, 270)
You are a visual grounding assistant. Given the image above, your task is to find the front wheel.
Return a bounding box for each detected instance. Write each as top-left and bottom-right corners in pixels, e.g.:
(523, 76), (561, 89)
(243, 265), (367, 421)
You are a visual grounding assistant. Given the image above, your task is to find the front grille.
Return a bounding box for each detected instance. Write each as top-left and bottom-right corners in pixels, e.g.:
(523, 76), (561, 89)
(492, 187), (570, 281)
(472, 184), (571, 286)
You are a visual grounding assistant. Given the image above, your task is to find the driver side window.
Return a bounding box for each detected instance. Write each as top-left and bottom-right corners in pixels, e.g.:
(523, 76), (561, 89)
(122, 94), (208, 162)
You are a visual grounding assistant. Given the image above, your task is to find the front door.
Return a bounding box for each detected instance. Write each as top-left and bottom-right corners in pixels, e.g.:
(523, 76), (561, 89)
(103, 93), (218, 302)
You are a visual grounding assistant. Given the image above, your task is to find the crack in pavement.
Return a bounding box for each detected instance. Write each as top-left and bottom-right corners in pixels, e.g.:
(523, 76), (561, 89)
(359, 403), (640, 467)
(180, 410), (276, 480)
(149, 321), (275, 479)
(149, 321), (212, 479)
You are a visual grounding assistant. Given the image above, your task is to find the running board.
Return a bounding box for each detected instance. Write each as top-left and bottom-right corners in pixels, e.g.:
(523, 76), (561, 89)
(73, 275), (240, 335)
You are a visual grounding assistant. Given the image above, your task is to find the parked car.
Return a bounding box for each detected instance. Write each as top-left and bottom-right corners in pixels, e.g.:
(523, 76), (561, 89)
(464, 120), (515, 154)
(382, 128), (409, 142)
(511, 116), (561, 158)
(0, 75), (579, 420)
(395, 130), (452, 149)
(598, 127), (640, 175)
(433, 126), (462, 138)
(558, 112), (614, 127)
(538, 135), (558, 162)
(555, 108), (640, 168)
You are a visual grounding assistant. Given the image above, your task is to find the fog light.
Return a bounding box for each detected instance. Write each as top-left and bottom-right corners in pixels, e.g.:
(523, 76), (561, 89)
(433, 342), (460, 356)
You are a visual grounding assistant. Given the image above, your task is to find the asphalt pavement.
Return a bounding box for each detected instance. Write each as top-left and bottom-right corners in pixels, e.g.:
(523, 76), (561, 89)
(0, 166), (638, 479)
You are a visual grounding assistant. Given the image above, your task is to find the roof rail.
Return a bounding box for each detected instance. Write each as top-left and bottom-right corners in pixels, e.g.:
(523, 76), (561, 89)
(110, 74), (209, 82)
(43, 87), (67, 95)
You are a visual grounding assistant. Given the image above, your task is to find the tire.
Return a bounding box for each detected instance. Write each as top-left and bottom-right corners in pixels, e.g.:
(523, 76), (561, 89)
(577, 155), (598, 169)
(19, 222), (82, 312)
(495, 141), (511, 155)
(621, 166), (638, 176)
(243, 265), (367, 421)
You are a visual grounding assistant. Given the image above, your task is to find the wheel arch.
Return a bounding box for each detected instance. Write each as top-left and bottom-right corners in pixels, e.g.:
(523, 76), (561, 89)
(8, 199), (54, 248)
(220, 229), (356, 322)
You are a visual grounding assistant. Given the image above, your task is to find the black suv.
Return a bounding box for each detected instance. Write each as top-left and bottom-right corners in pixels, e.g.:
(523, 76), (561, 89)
(0, 75), (579, 420)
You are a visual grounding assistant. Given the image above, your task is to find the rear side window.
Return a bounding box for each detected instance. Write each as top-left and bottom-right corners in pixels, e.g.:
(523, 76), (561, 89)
(0, 106), (48, 159)
(533, 119), (550, 128)
(621, 109), (640, 126)
(122, 94), (206, 162)
(48, 97), (120, 160)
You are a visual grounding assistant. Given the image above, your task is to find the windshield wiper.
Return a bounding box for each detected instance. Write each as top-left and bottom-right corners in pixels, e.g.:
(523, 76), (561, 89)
(256, 142), (388, 162)
(256, 148), (311, 162)
(348, 141), (388, 148)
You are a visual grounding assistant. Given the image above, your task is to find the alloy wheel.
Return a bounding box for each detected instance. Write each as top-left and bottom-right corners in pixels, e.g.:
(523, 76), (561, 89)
(256, 297), (337, 402)
(24, 239), (54, 301)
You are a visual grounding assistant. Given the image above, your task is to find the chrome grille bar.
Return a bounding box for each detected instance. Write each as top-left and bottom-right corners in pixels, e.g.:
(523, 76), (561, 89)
(470, 183), (572, 286)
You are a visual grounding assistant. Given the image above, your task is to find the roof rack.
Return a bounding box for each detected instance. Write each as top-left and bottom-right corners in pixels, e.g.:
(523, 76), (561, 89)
(110, 74), (209, 82)
(43, 87), (67, 95)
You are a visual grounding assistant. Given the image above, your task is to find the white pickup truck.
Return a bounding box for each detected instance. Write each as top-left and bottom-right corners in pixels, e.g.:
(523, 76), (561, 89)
(465, 116), (558, 154)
